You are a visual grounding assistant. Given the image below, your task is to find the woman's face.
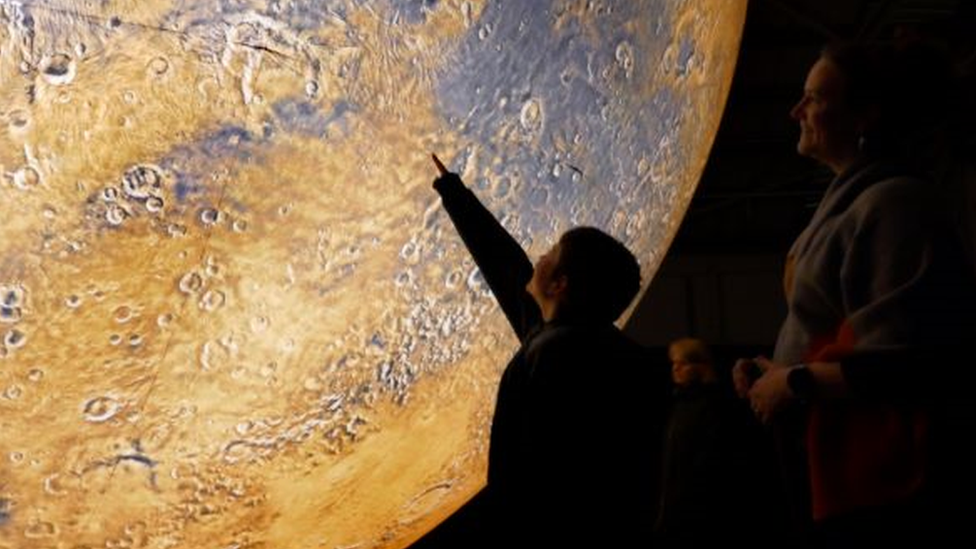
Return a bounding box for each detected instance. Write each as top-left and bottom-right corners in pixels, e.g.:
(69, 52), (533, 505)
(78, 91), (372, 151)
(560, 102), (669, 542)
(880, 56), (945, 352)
(790, 57), (863, 173)
(670, 356), (696, 386)
(670, 354), (707, 387)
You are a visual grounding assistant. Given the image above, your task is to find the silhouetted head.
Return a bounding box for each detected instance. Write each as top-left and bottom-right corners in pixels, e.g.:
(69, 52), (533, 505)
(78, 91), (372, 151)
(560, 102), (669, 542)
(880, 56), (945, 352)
(527, 226), (640, 325)
(668, 338), (716, 387)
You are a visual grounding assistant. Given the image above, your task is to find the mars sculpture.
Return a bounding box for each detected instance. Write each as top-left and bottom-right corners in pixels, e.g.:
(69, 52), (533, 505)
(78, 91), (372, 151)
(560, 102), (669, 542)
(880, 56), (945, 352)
(0, 1), (745, 547)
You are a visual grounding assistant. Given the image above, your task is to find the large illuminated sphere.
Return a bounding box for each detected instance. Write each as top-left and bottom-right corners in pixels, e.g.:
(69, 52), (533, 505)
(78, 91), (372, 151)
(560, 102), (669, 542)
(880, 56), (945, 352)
(0, 1), (745, 547)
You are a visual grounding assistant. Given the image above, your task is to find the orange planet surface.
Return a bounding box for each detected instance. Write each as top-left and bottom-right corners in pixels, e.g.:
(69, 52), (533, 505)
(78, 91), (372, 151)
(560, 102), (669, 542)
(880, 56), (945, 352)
(0, 1), (746, 547)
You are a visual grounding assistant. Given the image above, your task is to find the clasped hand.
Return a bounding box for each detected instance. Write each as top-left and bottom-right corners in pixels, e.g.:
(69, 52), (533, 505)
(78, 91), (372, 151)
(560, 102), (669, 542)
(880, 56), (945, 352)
(733, 356), (793, 425)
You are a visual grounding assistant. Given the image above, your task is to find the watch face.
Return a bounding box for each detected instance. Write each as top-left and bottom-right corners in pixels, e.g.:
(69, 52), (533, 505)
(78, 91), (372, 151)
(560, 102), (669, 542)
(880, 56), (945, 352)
(788, 365), (815, 399)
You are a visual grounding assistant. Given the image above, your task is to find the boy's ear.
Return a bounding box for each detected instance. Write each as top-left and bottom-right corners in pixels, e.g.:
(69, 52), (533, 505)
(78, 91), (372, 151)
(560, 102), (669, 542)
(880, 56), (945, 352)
(548, 274), (569, 297)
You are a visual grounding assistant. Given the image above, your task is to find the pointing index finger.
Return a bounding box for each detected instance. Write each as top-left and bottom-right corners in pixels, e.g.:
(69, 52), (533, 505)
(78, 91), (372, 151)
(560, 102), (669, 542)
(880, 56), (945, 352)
(431, 153), (448, 176)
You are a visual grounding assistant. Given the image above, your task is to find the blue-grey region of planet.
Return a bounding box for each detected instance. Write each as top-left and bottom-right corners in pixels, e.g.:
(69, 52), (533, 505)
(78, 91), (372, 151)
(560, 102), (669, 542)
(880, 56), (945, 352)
(0, 0), (744, 547)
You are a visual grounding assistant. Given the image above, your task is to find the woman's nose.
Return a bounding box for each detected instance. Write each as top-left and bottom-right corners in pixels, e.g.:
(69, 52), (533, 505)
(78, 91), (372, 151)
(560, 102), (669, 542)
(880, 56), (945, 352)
(790, 99), (804, 120)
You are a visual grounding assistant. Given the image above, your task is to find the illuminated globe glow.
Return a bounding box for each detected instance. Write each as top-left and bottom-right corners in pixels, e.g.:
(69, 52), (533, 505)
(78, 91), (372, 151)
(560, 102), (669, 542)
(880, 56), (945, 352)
(0, 1), (745, 547)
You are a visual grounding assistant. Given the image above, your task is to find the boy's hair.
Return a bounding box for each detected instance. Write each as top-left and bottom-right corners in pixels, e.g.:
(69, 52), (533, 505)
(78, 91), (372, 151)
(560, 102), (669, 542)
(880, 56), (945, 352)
(554, 227), (641, 324)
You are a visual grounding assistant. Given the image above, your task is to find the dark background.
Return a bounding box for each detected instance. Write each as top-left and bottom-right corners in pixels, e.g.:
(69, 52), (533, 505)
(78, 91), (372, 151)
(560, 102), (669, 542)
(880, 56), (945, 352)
(625, 0), (976, 366)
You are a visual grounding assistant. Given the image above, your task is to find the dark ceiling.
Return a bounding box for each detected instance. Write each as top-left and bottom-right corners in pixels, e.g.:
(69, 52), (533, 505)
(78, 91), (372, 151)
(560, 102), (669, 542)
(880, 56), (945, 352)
(668, 0), (976, 255)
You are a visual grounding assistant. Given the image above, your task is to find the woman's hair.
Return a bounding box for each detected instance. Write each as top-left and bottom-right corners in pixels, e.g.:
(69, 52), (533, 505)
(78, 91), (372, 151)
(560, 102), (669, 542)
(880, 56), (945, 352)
(821, 39), (953, 161)
(668, 338), (713, 365)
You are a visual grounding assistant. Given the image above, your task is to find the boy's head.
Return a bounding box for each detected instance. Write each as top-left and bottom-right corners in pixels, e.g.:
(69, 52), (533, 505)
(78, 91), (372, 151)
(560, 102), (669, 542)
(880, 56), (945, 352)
(527, 226), (640, 324)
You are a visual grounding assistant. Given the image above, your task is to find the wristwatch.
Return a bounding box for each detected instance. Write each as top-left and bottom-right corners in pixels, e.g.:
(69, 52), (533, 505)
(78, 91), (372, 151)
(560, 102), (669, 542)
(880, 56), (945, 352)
(787, 363), (815, 400)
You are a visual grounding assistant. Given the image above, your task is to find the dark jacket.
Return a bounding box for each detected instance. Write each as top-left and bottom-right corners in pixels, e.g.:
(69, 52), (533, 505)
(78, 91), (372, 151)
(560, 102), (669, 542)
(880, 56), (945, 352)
(656, 382), (785, 546)
(433, 173), (671, 547)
